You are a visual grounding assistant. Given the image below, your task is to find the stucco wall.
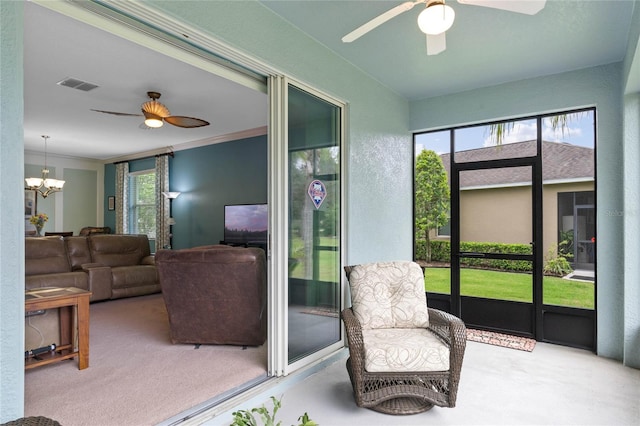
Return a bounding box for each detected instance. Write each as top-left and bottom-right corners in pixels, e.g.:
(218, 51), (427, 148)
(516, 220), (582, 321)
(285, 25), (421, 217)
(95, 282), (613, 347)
(460, 186), (532, 245)
(0, 1), (25, 421)
(621, 0), (640, 371)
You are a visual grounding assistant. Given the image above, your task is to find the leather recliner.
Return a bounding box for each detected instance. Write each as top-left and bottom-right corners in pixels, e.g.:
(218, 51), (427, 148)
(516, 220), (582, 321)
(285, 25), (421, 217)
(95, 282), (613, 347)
(155, 245), (267, 346)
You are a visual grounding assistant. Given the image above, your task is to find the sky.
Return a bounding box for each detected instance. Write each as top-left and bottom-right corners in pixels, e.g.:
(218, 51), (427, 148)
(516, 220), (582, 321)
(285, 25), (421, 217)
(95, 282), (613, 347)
(224, 204), (268, 231)
(415, 110), (595, 155)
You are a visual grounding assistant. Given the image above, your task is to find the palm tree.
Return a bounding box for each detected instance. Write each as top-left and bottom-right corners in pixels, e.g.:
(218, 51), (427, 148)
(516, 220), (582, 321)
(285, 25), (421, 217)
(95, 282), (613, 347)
(488, 112), (585, 145)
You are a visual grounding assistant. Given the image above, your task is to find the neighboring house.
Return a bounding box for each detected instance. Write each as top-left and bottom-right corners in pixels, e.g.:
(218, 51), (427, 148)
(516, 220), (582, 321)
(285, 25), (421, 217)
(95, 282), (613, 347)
(436, 140), (594, 270)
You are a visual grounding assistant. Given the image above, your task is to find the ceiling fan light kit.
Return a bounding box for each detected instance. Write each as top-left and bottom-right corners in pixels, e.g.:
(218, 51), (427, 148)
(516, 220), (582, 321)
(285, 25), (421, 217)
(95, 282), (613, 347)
(143, 111), (164, 128)
(418, 1), (456, 35)
(342, 0), (545, 55)
(92, 91), (210, 129)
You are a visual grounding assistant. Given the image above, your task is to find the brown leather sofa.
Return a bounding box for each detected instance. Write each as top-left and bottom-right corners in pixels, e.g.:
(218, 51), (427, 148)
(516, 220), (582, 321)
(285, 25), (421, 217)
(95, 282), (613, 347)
(25, 234), (159, 302)
(25, 236), (93, 295)
(79, 226), (111, 236)
(87, 234), (159, 299)
(155, 245), (267, 346)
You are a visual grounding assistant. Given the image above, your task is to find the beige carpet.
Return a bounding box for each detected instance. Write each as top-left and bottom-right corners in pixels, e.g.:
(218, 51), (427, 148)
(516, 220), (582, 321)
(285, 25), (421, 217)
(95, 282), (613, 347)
(24, 294), (267, 426)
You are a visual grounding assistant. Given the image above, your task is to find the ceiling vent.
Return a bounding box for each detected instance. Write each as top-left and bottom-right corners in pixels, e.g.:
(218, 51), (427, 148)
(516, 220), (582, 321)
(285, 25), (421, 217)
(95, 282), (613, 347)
(56, 77), (99, 92)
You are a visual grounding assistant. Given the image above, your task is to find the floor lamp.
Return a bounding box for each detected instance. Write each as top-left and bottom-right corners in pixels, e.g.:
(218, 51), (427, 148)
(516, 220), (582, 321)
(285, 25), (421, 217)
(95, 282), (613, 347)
(162, 191), (180, 249)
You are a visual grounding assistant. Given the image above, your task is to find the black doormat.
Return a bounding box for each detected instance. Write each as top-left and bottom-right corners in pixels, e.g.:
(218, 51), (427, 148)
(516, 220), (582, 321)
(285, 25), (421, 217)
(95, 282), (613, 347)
(467, 329), (536, 352)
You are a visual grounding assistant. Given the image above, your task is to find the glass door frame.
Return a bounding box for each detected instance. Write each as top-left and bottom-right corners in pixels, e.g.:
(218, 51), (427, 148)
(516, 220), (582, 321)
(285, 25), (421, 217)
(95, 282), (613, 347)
(451, 147), (543, 338)
(269, 76), (347, 376)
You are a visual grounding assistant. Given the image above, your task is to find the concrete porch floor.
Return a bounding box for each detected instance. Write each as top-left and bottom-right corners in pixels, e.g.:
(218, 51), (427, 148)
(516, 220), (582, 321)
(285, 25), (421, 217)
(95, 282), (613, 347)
(207, 340), (639, 425)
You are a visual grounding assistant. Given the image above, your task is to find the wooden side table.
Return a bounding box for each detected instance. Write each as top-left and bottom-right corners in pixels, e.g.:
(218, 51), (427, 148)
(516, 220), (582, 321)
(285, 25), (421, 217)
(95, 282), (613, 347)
(25, 287), (91, 370)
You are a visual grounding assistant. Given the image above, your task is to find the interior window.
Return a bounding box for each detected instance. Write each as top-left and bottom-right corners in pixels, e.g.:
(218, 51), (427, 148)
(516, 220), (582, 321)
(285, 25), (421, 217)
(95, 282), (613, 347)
(129, 170), (156, 238)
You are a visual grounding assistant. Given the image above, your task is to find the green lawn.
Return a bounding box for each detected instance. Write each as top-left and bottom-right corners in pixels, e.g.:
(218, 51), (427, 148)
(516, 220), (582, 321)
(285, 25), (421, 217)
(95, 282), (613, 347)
(289, 236), (339, 282)
(424, 267), (594, 309)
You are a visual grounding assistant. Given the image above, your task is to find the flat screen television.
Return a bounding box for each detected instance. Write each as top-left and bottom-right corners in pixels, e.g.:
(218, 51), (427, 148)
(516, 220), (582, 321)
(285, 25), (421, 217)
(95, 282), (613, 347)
(224, 204), (268, 247)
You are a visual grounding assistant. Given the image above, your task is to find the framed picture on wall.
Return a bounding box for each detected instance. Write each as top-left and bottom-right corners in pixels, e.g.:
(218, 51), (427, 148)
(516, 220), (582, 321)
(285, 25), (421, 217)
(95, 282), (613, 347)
(108, 196), (115, 211)
(25, 190), (37, 236)
(25, 189), (36, 217)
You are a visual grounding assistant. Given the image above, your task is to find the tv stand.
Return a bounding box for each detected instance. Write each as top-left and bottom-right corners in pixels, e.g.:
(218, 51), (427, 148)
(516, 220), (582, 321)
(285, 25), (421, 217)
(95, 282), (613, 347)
(220, 240), (267, 253)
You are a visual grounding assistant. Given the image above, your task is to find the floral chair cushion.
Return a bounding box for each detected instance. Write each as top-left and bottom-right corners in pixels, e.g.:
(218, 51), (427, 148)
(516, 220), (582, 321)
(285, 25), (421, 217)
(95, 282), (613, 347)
(362, 328), (450, 372)
(349, 261), (429, 329)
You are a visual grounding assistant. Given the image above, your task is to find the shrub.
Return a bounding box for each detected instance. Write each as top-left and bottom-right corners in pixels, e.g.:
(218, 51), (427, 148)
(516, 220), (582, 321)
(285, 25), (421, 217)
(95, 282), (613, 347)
(418, 240), (532, 272)
(544, 244), (573, 276)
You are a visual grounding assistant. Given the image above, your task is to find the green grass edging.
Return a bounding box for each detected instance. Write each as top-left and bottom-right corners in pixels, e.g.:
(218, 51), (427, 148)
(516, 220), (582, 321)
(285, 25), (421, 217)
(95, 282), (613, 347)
(424, 267), (594, 309)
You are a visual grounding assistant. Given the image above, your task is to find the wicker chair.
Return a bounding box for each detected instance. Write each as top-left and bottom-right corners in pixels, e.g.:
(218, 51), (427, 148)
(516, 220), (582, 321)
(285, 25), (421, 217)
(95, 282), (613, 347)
(342, 261), (467, 415)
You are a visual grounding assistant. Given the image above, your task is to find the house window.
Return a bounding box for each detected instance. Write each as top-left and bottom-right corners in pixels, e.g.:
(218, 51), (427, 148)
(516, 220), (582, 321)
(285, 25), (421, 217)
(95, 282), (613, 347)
(437, 215), (451, 237)
(129, 170), (156, 238)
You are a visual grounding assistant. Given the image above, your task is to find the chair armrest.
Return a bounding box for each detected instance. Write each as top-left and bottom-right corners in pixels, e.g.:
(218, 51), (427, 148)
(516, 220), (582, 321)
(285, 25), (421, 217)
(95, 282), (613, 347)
(428, 308), (466, 345)
(341, 308), (366, 373)
(427, 307), (467, 399)
(141, 255), (155, 265)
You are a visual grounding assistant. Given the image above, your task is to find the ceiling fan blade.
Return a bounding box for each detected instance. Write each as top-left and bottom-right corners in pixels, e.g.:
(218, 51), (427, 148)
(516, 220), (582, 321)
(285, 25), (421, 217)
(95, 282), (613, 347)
(342, 0), (423, 43)
(164, 116), (210, 128)
(426, 32), (447, 55)
(457, 0), (546, 15)
(91, 109), (142, 117)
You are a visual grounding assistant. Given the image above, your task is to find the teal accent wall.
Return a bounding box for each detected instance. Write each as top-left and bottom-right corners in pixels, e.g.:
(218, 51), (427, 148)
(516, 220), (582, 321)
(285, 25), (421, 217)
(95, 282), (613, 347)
(104, 163), (116, 232)
(129, 157), (155, 173)
(171, 136), (267, 249)
(104, 135), (267, 250)
(63, 168), (97, 235)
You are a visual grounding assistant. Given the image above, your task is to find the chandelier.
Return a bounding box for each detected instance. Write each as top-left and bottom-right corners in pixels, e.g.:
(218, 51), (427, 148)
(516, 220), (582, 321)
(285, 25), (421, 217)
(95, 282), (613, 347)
(25, 135), (65, 198)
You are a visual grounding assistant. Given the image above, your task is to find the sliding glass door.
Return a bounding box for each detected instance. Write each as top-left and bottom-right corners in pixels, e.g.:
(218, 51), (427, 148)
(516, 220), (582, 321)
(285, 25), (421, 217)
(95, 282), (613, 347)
(287, 85), (342, 364)
(269, 77), (345, 375)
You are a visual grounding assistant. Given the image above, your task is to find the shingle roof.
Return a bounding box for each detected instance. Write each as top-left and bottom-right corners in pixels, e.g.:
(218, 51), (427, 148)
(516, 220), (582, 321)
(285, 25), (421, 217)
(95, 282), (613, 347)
(438, 141), (594, 188)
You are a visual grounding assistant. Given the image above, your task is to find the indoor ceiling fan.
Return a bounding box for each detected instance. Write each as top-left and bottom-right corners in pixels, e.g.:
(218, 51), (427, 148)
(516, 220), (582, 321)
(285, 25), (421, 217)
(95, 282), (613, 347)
(342, 0), (546, 55)
(91, 91), (210, 129)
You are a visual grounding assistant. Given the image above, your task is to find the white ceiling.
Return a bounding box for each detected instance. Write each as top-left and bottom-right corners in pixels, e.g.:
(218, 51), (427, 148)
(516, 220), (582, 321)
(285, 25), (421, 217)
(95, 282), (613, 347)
(259, 0), (635, 100)
(24, 1), (636, 161)
(23, 2), (268, 161)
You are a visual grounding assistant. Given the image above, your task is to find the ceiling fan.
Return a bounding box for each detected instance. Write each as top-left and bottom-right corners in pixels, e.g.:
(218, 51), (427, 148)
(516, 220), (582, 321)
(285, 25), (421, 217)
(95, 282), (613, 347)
(91, 91), (210, 129)
(342, 0), (546, 55)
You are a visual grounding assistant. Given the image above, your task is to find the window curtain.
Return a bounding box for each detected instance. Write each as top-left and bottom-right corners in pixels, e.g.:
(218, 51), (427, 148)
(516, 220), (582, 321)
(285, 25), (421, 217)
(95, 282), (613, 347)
(155, 155), (170, 249)
(115, 162), (129, 234)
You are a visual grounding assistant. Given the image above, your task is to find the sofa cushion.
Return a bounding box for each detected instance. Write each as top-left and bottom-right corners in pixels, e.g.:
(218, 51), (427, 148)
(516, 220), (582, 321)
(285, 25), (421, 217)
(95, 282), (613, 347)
(111, 265), (158, 289)
(25, 237), (71, 275)
(348, 261), (429, 330)
(361, 328), (450, 372)
(89, 234), (151, 267)
(65, 236), (92, 270)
